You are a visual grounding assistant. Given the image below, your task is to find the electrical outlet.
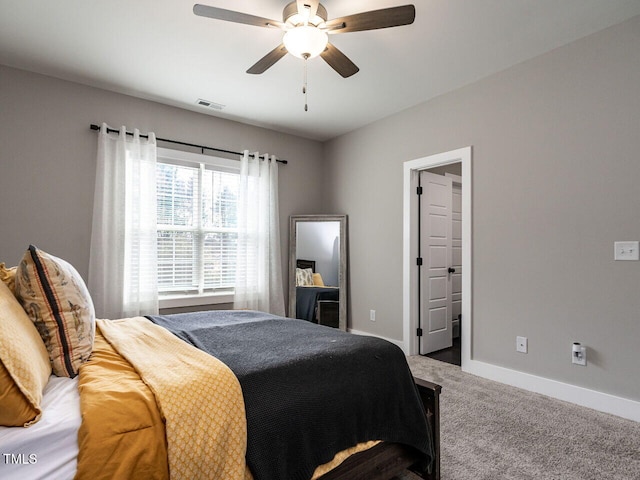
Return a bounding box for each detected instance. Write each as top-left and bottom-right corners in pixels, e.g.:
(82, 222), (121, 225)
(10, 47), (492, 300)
(516, 336), (528, 353)
(572, 343), (587, 366)
(370, 310), (376, 322)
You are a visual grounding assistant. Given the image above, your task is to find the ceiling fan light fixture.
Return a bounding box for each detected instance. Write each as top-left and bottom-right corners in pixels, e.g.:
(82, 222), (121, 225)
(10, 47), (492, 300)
(283, 26), (328, 59)
(193, 2), (416, 77)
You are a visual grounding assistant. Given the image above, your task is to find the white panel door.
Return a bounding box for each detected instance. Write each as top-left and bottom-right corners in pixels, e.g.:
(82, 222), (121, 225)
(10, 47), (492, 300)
(419, 172), (453, 354)
(451, 183), (462, 334)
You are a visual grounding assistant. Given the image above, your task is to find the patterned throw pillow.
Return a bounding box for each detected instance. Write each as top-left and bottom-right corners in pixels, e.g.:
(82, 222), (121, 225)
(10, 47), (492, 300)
(296, 267), (314, 286)
(15, 245), (96, 378)
(0, 280), (51, 427)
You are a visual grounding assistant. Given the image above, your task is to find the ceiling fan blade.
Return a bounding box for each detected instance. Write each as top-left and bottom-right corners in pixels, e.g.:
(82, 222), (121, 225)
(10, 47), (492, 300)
(320, 43), (359, 78)
(325, 5), (415, 33)
(296, 0), (319, 23)
(247, 44), (288, 74)
(193, 4), (285, 29)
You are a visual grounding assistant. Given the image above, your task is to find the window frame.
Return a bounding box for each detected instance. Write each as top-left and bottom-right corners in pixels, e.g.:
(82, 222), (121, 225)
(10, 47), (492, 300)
(156, 147), (240, 309)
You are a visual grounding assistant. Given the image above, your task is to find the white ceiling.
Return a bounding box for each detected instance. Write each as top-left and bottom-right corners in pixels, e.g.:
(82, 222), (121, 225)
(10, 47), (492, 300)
(1, 1), (640, 141)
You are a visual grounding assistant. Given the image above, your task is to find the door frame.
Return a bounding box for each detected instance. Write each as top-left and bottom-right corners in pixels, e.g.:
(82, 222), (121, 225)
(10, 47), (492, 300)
(402, 146), (472, 369)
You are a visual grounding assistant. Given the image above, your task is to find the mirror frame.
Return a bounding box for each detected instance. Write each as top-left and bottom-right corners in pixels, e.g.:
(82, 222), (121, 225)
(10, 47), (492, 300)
(289, 214), (348, 330)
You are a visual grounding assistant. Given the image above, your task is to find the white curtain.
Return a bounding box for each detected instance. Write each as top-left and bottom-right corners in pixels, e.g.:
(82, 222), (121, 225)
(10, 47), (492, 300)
(88, 123), (158, 319)
(234, 151), (285, 315)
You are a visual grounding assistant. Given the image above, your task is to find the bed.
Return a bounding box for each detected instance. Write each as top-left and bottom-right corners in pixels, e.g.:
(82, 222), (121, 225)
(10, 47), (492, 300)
(295, 259), (340, 326)
(0, 246), (441, 480)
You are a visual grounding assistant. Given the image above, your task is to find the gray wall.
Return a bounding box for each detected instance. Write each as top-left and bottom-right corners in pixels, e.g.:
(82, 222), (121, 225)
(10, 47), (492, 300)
(0, 65), (325, 312)
(324, 16), (640, 401)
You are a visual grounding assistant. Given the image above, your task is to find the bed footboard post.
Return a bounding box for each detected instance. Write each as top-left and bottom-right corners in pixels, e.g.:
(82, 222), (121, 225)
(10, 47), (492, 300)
(413, 377), (441, 480)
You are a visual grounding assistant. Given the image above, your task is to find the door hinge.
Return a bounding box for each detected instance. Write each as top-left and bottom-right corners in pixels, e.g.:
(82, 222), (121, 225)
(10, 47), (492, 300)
(416, 328), (423, 337)
(416, 186), (423, 195)
(416, 257), (423, 266)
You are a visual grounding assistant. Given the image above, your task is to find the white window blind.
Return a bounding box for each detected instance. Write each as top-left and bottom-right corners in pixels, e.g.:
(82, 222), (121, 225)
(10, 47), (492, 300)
(156, 151), (239, 298)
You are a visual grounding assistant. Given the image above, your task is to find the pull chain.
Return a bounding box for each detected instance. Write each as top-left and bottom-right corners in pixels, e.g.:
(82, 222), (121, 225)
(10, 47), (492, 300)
(303, 53), (309, 112)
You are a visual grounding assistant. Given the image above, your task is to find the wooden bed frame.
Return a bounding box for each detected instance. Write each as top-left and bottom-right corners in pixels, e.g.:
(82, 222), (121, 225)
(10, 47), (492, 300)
(297, 258), (316, 272)
(319, 377), (441, 480)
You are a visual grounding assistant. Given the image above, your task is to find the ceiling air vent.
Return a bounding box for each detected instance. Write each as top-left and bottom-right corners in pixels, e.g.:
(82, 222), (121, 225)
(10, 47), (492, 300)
(196, 98), (225, 110)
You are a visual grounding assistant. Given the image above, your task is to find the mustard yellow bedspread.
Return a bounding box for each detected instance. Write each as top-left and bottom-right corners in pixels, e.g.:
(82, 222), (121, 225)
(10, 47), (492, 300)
(76, 318), (247, 480)
(76, 327), (169, 479)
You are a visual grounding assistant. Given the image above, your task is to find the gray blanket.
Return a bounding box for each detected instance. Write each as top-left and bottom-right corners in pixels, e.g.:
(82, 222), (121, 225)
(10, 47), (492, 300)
(148, 310), (432, 480)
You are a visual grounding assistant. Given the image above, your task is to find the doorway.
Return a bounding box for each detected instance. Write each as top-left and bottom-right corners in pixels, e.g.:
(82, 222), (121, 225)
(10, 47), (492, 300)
(402, 147), (472, 369)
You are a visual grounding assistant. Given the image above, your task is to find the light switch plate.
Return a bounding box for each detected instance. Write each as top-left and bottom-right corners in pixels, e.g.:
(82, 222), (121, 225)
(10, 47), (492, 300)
(614, 241), (639, 261)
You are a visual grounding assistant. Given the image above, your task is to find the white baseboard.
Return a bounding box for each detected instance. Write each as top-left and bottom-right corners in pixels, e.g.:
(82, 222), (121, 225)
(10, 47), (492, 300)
(348, 328), (404, 350)
(464, 359), (640, 423)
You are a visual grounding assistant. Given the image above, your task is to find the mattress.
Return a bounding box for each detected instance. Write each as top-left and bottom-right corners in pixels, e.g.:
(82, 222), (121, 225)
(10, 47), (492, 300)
(0, 376), (80, 480)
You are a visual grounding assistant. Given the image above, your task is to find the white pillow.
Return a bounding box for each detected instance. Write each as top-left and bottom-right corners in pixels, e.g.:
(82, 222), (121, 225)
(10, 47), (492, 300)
(296, 268), (314, 286)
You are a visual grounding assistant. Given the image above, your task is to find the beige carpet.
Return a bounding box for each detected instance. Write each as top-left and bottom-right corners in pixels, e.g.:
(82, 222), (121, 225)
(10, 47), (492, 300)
(400, 355), (640, 480)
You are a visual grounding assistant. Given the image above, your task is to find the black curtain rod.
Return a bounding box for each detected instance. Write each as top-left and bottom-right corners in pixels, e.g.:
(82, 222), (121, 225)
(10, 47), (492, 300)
(89, 124), (288, 165)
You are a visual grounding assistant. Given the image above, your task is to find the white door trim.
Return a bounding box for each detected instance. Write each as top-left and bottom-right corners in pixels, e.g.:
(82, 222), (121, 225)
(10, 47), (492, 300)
(402, 147), (472, 369)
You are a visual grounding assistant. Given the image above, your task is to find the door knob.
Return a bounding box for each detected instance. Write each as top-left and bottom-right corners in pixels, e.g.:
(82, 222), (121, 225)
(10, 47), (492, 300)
(448, 267), (456, 273)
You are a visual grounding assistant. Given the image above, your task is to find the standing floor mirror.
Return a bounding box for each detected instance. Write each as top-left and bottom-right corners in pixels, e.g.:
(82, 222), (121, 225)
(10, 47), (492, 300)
(289, 215), (348, 331)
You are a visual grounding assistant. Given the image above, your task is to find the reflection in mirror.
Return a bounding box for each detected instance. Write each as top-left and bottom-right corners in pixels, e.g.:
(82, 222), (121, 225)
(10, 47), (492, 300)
(289, 215), (348, 331)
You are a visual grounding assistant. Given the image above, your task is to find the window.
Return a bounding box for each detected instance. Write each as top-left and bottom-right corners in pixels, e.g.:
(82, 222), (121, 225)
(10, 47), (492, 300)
(155, 148), (240, 307)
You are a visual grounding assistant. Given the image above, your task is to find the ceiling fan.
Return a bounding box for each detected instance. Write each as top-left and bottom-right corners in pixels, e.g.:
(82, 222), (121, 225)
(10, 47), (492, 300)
(193, 1), (416, 79)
